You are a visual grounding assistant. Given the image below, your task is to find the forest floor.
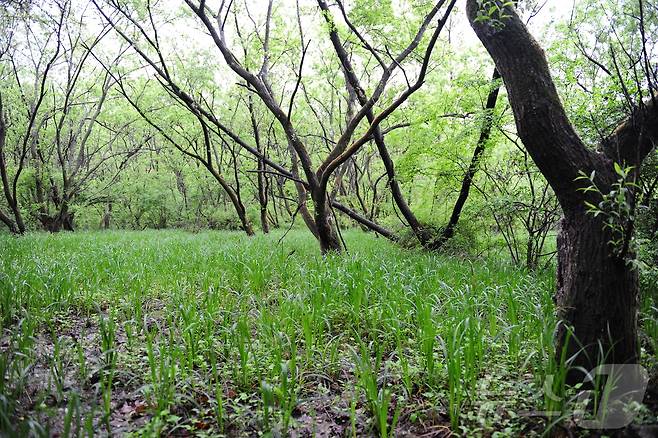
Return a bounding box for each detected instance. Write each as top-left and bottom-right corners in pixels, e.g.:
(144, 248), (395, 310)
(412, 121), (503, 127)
(1, 230), (657, 437)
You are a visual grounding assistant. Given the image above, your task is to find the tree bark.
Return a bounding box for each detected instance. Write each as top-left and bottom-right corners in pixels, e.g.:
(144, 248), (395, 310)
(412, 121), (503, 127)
(248, 98), (270, 234)
(286, 139), (319, 239)
(556, 211), (639, 373)
(0, 208), (18, 234)
(209, 168), (254, 236)
(0, 108), (25, 234)
(101, 202), (112, 230)
(257, 157), (270, 234)
(312, 189), (342, 253)
(40, 203), (75, 232)
(466, 0), (658, 380)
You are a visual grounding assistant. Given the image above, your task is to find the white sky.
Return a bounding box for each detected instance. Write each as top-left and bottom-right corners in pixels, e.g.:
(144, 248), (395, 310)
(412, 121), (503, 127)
(137, 0), (577, 54)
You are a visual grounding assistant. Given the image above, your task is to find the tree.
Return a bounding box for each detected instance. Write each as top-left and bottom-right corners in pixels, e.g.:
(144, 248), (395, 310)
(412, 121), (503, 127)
(0, 0), (138, 233)
(467, 0), (658, 377)
(31, 31), (133, 232)
(95, 0), (455, 253)
(0, 0), (64, 233)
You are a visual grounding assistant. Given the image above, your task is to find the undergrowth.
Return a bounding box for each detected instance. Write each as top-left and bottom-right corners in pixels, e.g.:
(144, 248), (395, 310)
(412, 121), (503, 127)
(0, 230), (654, 436)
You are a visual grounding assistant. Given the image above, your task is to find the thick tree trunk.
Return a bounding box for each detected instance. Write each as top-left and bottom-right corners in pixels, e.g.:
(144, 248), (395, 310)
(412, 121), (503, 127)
(466, 0), (657, 379)
(555, 211), (639, 381)
(0, 209), (18, 234)
(40, 206), (75, 232)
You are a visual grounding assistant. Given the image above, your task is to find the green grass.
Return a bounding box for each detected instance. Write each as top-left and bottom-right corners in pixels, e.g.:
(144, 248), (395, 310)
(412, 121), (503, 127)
(0, 229), (625, 436)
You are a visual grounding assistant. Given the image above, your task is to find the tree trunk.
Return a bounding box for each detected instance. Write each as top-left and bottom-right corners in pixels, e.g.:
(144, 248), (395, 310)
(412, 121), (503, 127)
(248, 99), (270, 234)
(257, 157), (270, 233)
(208, 168), (254, 236)
(317, 0), (430, 247)
(0, 96), (25, 235)
(286, 140), (319, 239)
(0, 209), (18, 234)
(466, 0), (658, 379)
(40, 205), (75, 232)
(555, 211), (639, 381)
(241, 215), (255, 236)
(312, 189), (341, 253)
(101, 202), (112, 230)
(433, 68), (501, 250)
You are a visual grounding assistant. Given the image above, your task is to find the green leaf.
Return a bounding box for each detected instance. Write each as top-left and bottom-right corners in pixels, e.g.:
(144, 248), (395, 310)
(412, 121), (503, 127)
(613, 162), (624, 177)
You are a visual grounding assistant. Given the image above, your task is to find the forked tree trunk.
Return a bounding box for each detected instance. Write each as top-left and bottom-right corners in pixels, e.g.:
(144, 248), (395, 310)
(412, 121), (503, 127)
(317, 0), (430, 248)
(41, 206), (75, 232)
(467, 0), (657, 380)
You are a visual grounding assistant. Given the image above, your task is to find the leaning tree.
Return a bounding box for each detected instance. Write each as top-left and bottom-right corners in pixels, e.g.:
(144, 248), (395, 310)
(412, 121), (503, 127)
(467, 0), (658, 377)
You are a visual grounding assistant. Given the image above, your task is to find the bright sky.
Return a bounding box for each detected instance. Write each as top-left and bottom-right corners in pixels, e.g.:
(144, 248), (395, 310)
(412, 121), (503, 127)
(140, 0), (577, 52)
(62, 0), (579, 96)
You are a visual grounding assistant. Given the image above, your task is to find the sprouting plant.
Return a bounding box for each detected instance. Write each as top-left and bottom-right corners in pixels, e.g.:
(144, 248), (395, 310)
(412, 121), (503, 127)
(416, 301), (437, 381)
(474, 0), (515, 30)
(124, 320), (136, 350)
(50, 335), (67, 401)
(301, 311), (316, 361)
(276, 351), (298, 433)
(98, 313), (118, 433)
(179, 302), (201, 372)
(440, 323), (465, 429)
(542, 326), (574, 435)
(577, 164), (641, 263)
(233, 317), (252, 388)
(397, 346), (413, 397)
(209, 346), (225, 433)
(352, 342), (401, 438)
(98, 313), (117, 370)
(505, 288), (521, 365)
(349, 394), (358, 438)
(0, 353), (13, 431)
(62, 392), (82, 438)
(76, 337), (88, 384)
(260, 380), (275, 431)
(322, 337), (341, 378)
(84, 404), (97, 437)
(146, 329), (176, 414)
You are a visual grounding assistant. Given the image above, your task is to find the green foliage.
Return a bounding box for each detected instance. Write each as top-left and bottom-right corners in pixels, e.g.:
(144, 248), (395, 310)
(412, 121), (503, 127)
(473, 0), (515, 29)
(0, 230), (568, 436)
(577, 164), (640, 262)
